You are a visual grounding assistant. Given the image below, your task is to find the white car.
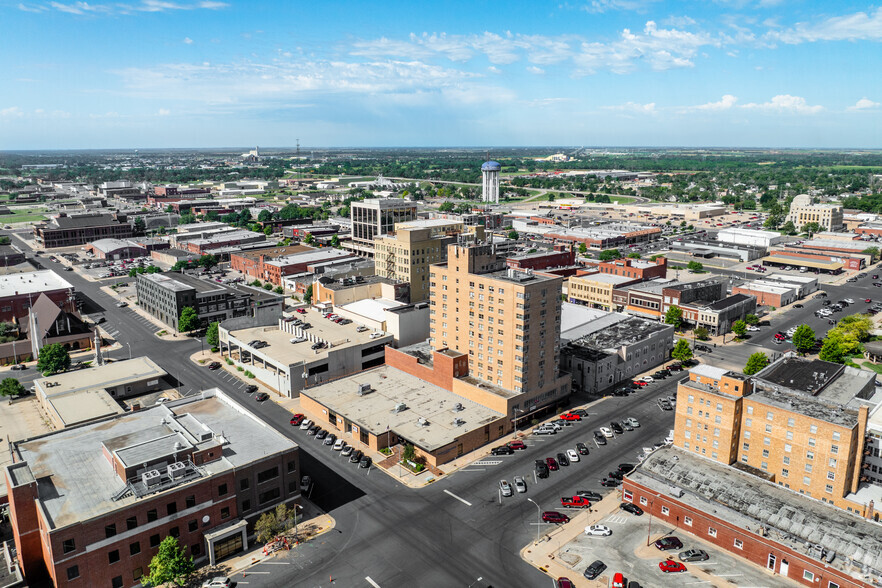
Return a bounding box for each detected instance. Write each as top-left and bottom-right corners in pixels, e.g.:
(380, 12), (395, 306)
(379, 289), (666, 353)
(600, 427), (614, 438)
(513, 475), (527, 493)
(567, 449), (579, 462)
(625, 417), (640, 428)
(299, 418), (313, 430)
(202, 578), (232, 588)
(641, 376), (654, 383)
(584, 524), (612, 536)
(333, 438), (346, 451)
(747, 326), (760, 332)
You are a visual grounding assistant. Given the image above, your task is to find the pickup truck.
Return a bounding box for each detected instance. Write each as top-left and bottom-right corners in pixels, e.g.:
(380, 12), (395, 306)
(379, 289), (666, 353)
(560, 496), (592, 508)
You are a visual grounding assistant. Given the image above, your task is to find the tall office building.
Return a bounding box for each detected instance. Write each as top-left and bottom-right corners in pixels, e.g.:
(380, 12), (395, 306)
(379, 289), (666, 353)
(349, 198), (417, 257)
(785, 194), (844, 231)
(429, 243), (570, 418)
(481, 160), (501, 204)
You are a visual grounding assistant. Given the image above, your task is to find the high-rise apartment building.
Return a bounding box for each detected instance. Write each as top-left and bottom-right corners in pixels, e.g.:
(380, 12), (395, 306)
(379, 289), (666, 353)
(374, 220), (484, 302)
(785, 194), (844, 231)
(429, 243), (569, 413)
(349, 198), (417, 256)
(674, 358), (874, 514)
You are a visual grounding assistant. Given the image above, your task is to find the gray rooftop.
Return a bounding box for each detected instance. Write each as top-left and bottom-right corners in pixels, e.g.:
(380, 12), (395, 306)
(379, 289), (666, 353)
(570, 315), (672, 351)
(630, 447), (882, 581)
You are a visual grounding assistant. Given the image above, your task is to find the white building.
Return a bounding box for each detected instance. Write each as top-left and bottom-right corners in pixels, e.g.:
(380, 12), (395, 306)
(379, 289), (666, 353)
(717, 228), (785, 249)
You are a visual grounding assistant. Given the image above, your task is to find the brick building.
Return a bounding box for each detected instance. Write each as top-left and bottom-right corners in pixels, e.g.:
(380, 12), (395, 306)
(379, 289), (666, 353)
(597, 256), (667, 280)
(506, 244), (575, 271)
(229, 245), (313, 281)
(611, 277), (726, 320)
(5, 390), (300, 588)
(34, 213), (134, 249)
(0, 270), (75, 322)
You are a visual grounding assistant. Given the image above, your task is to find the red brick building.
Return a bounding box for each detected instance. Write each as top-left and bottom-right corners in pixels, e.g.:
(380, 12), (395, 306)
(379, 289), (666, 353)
(0, 270), (76, 322)
(597, 256), (667, 280)
(506, 244), (575, 270)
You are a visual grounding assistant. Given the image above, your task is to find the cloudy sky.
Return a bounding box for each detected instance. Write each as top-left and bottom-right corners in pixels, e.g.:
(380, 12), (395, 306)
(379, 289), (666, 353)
(1, 0), (880, 149)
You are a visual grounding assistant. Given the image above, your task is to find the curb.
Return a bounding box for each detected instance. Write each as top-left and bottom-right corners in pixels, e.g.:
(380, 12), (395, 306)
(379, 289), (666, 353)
(231, 514), (337, 575)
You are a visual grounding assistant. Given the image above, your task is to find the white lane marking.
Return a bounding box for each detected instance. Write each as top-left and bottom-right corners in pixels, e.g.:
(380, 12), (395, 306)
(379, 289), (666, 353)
(458, 468), (486, 472)
(444, 489), (472, 506)
(366, 577), (382, 588)
(260, 561), (290, 565)
(472, 460), (503, 466)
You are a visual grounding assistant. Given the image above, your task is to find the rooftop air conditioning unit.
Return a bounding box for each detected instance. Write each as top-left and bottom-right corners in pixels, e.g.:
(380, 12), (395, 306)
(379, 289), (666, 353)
(453, 417), (465, 426)
(417, 417), (428, 427)
(357, 383), (371, 396)
(142, 470), (162, 487)
(393, 403), (407, 413)
(167, 462), (187, 480)
(453, 403), (463, 412)
(669, 486), (684, 498)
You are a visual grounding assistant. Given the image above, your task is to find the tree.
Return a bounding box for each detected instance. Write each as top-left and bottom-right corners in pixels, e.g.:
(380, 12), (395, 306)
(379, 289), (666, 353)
(37, 343), (70, 375)
(862, 246), (880, 260)
(598, 249), (620, 261)
(330, 235), (340, 249)
(792, 324), (816, 353)
(177, 306), (199, 333)
(507, 230), (519, 240)
(627, 252), (641, 259)
(687, 260), (704, 272)
(303, 284), (313, 304)
(0, 378), (25, 397)
(671, 339), (693, 362)
(438, 201), (455, 212)
(781, 220), (796, 235)
(143, 536), (194, 588)
(819, 339), (846, 363)
(258, 209), (273, 222)
(744, 352), (769, 375)
(263, 226), (274, 236)
(730, 319), (747, 337)
(133, 217), (146, 235)
(578, 243), (588, 255)
(205, 322), (219, 348)
(836, 314), (873, 341)
(694, 326), (709, 340)
(801, 221), (821, 235)
(303, 234), (315, 245)
(664, 305), (683, 329)
(274, 286), (284, 294)
(744, 314), (759, 326)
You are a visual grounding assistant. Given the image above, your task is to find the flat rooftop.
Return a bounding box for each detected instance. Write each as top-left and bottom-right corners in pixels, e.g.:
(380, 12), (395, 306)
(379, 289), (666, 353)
(573, 273), (635, 285)
(13, 391), (297, 530)
(736, 281), (793, 295)
(339, 298), (405, 322)
(48, 388), (126, 428)
(630, 447), (882, 581)
(617, 277), (682, 294)
(800, 239), (867, 251)
(571, 315), (671, 351)
(36, 357), (166, 399)
(0, 270), (72, 298)
(302, 366), (504, 452)
(763, 254), (842, 270)
(265, 249), (353, 268)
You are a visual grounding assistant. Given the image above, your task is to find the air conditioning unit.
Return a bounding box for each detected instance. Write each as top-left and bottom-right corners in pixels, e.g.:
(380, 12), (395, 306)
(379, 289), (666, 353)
(142, 470), (162, 487)
(393, 403), (407, 413)
(167, 462), (187, 480)
(357, 383), (372, 396)
(453, 403), (464, 412)
(453, 417), (465, 426)
(417, 417), (428, 427)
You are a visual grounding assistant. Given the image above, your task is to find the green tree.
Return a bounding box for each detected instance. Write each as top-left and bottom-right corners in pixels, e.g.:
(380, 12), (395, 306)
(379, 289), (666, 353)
(819, 339), (846, 363)
(402, 443), (416, 462)
(836, 314), (873, 341)
(664, 305), (683, 329)
(627, 252), (641, 259)
(507, 230), (519, 240)
(862, 246), (880, 260)
(258, 209), (274, 222)
(177, 307), (199, 333)
(438, 201), (455, 212)
(37, 343), (70, 375)
(263, 226), (274, 236)
(330, 235), (340, 249)
(687, 260), (704, 272)
(303, 284), (313, 304)
(792, 324), (816, 353)
(143, 536), (194, 588)
(671, 339), (693, 362)
(598, 248), (620, 261)
(0, 377), (25, 397)
(801, 221), (821, 235)
(179, 212), (196, 225)
(694, 326), (709, 340)
(263, 283), (273, 290)
(274, 286), (284, 294)
(578, 243), (588, 255)
(205, 321), (219, 348)
(732, 319), (747, 338)
(303, 234), (316, 245)
(744, 314), (759, 326)
(780, 220), (796, 235)
(133, 217), (146, 234)
(743, 352), (769, 375)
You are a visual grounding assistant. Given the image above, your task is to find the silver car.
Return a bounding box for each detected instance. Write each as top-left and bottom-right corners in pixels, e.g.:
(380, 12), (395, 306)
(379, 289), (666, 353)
(513, 475), (527, 493)
(499, 479), (513, 497)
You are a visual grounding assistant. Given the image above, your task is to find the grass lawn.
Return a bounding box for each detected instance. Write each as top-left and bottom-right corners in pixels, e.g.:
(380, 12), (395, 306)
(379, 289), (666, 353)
(1, 209), (47, 223)
(862, 361), (882, 374)
(608, 195), (636, 203)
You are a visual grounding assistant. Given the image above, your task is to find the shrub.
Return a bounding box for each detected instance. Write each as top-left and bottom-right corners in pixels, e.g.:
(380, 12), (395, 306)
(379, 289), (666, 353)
(237, 366), (244, 372)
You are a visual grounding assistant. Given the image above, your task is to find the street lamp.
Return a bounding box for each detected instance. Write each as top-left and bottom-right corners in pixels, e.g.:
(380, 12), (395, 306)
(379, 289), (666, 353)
(468, 577), (483, 588)
(126, 342), (131, 360)
(197, 338), (204, 356)
(292, 503), (304, 541)
(526, 498), (541, 545)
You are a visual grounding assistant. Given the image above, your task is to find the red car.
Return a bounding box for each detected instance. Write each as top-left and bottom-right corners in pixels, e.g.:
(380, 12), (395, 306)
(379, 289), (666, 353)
(507, 440), (526, 450)
(541, 511), (569, 523)
(296, 308), (307, 314)
(290, 414), (305, 426)
(560, 413), (581, 421)
(556, 578), (574, 588)
(546, 457), (559, 471)
(632, 380), (648, 387)
(866, 299), (873, 303)
(659, 560), (687, 573)
(560, 496), (591, 508)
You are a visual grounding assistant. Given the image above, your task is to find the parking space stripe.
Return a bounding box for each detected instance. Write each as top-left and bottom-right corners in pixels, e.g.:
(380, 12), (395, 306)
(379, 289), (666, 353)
(366, 578), (381, 588)
(443, 489), (472, 506)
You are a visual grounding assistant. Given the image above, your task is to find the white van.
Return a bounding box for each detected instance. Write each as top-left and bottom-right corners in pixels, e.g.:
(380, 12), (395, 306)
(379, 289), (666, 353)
(799, 267), (808, 273)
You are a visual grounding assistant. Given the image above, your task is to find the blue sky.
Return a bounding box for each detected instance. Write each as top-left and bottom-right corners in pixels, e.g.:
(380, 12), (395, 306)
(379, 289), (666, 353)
(1, 0), (880, 149)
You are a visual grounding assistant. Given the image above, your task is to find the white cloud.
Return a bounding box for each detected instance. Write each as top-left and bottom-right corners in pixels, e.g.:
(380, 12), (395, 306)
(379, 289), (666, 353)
(848, 98), (880, 111)
(487, 66), (501, 74)
(1, 107), (24, 117)
(17, 3), (47, 12)
(740, 94), (823, 114)
(602, 101), (656, 113)
(158, 108), (171, 116)
(582, 0), (660, 14)
(526, 66), (545, 75)
(662, 16), (697, 28)
(183, 37), (194, 44)
(26, 0), (227, 15)
(690, 94), (738, 111)
(768, 8), (882, 44)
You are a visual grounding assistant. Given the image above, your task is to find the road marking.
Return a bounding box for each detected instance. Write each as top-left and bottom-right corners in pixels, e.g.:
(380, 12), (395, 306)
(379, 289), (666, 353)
(472, 460), (502, 466)
(443, 489), (472, 506)
(259, 561), (290, 565)
(366, 577), (381, 588)
(458, 468), (486, 472)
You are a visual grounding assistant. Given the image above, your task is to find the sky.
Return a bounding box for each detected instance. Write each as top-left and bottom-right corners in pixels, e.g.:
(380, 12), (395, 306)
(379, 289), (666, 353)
(1, 0), (881, 149)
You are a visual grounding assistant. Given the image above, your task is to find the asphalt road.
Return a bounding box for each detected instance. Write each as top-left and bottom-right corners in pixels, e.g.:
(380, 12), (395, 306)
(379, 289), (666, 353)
(14, 237), (679, 588)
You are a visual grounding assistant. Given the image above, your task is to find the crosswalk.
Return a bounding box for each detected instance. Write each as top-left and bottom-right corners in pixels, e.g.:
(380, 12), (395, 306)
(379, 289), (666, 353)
(604, 515), (629, 525)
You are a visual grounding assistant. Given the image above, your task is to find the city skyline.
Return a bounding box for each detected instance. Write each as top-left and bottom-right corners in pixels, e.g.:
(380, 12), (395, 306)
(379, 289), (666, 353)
(2, 0), (880, 149)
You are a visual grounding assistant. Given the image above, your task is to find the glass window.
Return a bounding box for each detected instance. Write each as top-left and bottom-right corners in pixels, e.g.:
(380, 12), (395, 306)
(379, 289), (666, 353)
(218, 483), (228, 496)
(708, 527), (717, 537)
(129, 542), (140, 556)
(108, 549), (120, 564)
(63, 538), (76, 554)
(661, 506), (669, 515)
(185, 495), (196, 508)
(803, 570), (814, 581)
(734, 538), (743, 549)
(150, 534), (161, 548)
(66, 566), (79, 580)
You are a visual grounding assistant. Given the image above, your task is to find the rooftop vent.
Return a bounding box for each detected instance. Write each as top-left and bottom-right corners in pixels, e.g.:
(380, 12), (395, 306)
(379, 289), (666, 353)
(174, 441), (184, 451)
(417, 417), (428, 427)
(357, 382), (372, 396)
(453, 417), (465, 426)
(142, 470), (162, 487)
(669, 486), (684, 498)
(453, 403), (464, 412)
(393, 403), (407, 413)
(167, 462), (187, 480)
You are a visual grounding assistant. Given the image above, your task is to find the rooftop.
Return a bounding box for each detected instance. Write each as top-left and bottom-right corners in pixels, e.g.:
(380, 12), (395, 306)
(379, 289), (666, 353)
(702, 293), (753, 311)
(35, 357), (167, 399)
(302, 366), (505, 452)
(717, 227), (782, 238)
(48, 213), (123, 229)
(573, 272), (636, 285)
(617, 277), (682, 294)
(87, 238), (142, 253)
(630, 447), (882, 581)
(12, 390), (297, 529)
(736, 281), (794, 295)
(317, 274), (397, 291)
(339, 298), (405, 323)
(800, 239), (867, 251)
(264, 248), (353, 268)
(755, 357), (842, 393)
(232, 245), (313, 260)
(0, 270), (73, 298)
(570, 315), (672, 351)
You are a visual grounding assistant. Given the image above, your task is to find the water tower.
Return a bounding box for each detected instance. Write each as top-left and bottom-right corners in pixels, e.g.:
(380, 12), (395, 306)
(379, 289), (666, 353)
(481, 160), (501, 204)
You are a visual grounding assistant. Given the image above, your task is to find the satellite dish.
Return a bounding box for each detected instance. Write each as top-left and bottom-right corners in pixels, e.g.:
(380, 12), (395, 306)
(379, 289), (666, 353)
(202, 515), (210, 524)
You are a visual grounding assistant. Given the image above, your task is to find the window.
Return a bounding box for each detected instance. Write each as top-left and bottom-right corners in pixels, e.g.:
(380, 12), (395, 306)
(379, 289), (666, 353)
(827, 471), (835, 481)
(744, 431), (751, 439)
(287, 461), (296, 473)
(684, 516), (692, 526)
(808, 438), (816, 448)
(782, 468), (789, 477)
(745, 418), (752, 427)
(805, 464), (813, 473)
(784, 443), (791, 452)
(150, 534), (161, 548)
(170, 527), (180, 539)
(63, 538), (76, 554)
(803, 570), (815, 582)
(623, 489), (633, 501)
(803, 476), (811, 485)
(259, 488), (281, 505)
(105, 523), (117, 538)
(132, 568), (143, 582)
(743, 443), (750, 451)
(257, 467), (279, 484)
(639, 496), (647, 505)
(188, 519), (198, 532)
(832, 432), (841, 442)
(661, 506), (670, 515)
(716, 403), (722, 412)
(783, 456), (790, 465)
(787, 417), (795, 427)
(708, 527), (717, 537)
(762, 449), (769, 458)
(786, 430), (793, 440)
(766, 411), (774, 421)
(129, 542), (140, 556)
(218, 483), (228, 496)
(66, 566), (79, 580)
(831, 444), (839, 454)
(167, 502), (178, 516)
(126, 516), (137, 531)
(764, 437), (771, 446)
(109, 549), (120, 564)
(185, 495), (196, 508)
(192, 543), (201, 556)
(746, 406), (753, 415)
(810, 424), (818, 434)
(829, 458), (837, 468)
(825, 484), (833, 494)
(240, 478), (250, 491)
(147, 509), (158, 522)
(111, 577), (123, 588)
(242, 499), (251, 512)
(221, 507), (230, 519)
(734, 538), (743, 549)
(765, 424), (772, 433)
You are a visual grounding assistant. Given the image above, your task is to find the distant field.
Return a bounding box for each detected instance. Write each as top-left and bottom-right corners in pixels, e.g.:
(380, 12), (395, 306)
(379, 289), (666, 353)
(826, 165), (882, 171)
(608, 195), (636, 203)
(1, 208), (47, 223)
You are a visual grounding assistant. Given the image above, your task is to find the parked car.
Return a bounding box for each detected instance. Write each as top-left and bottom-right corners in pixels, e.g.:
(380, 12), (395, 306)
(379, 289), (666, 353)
(202, 576), (232, 588)
(566, 448), (579, 462)
(654, 536), (684, 550)
(245, 384), (259, 394)
(600, 478), (620, 487)
(620, 502), (644, 515)
(546, 457), (559, 471)
(625, 417), (640, 428)
(576, 442), (590, 455)
(491, 445), (515, 456)
(556, 452), (570, 467)
(593, 431), (607, 445)
(499, 479), (513, 497)
(341, 444), (354, 456)
(576, 490), (602, 502)
(333, 438), (346, 451)
(560, 412), (581, 421)
(289, 414), (304, 426)
(359, 456), (372, 468)
(583, 560), (607, 580)
(323, 434), (336, 446)
(556, 578), (574, 588)
(315, 429), (327, 440)
(350, 450), (364, 463)
(254, 392), (270, 402)
(535, 460), (549, 478)
(678, 549), (709, 562)
(513, 475), (527, 493)
(207, 361), (222, 370)
(299, 418), (313, 430)
(584, 524), (612, 536)
(542, 511), (570, 524)
(600, 427), (614, 438)
(659, 560), (687, 573)
(610, 422), (624, 435)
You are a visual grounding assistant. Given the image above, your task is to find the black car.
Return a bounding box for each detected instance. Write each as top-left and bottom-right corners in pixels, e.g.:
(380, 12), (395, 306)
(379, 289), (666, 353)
(490, 445), (515, 456)
(607, 470), (624, 480)
(350, 449), (364, 463)
(620, 502), (644, 515)
(654, 536), (683, 550)
(600, 478), (619, 487)
(359, 456), (372, 468)
(556, 452), (570, 467)
(576, 490), (602, 502)
(535, 459), (549, 479)
(651, 370), (667, 379)
(315, 429), (328, 440)
(254, 392), (270, 402)
(583, 560), (607, 580)
(593, 431), (607, 445)
(610, 422), (624, 435)
(618, 463), (636, 473)
(306, 424), (318, 435)
(570, 409), (589, 417)
(244, 385), (258, 394)
(613, 387), (631, 396)
(324, 433), (337, 446)
(576, 442), (590, 455)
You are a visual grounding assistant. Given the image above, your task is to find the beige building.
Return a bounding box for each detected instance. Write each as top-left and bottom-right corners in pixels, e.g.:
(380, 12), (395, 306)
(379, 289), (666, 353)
(374, 220), (484, 302)
(312, 275), (410, 307)
(785, 194), (844, 231)
(566, 273), (637, 309)
(429, 243), (570, 421)
(674, 359), (873, 514)
(349, 198), (418, 256)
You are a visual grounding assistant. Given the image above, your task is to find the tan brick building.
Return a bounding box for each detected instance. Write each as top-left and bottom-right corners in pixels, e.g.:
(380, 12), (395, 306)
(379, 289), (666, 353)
(567, 273), (638, 309)
(674, 359), (874, 514)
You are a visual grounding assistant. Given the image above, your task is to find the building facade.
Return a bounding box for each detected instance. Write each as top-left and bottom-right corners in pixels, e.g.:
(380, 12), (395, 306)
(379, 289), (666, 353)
(786, 194), (844, 231)
(349, 198), (417, 257)
(597, 256), (667, 280)
(34, 213), (134, 249)
(567, 273), (638, 310)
